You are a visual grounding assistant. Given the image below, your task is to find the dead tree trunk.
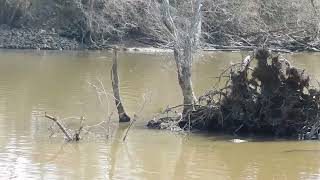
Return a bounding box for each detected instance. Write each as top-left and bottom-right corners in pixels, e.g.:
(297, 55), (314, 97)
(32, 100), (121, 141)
(111, 48), (130, 122)
(161, 0), (202, 115)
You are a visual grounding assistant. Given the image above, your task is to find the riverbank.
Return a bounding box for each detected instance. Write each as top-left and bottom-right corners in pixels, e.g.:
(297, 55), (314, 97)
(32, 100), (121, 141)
(1, 25), (320, 53)
(0, 25), (80, 50)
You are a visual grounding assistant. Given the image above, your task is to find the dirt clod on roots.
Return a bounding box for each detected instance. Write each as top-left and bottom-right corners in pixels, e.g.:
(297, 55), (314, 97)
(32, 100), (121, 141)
(147, 48), (320, 140)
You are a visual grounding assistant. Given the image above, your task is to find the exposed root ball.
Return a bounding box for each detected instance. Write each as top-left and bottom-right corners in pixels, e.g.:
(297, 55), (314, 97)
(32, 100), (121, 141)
(148, 48), (320, 140)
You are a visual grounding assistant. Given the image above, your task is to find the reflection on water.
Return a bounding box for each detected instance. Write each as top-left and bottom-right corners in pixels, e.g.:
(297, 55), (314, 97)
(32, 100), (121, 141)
(0, 50), (320, 179)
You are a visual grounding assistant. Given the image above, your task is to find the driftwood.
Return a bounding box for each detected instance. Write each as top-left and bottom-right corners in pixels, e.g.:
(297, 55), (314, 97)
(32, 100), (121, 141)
(148, 48), (320, 140)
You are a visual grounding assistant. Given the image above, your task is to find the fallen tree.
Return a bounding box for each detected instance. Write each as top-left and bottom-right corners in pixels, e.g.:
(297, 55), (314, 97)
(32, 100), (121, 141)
(147, 48), (320, 140)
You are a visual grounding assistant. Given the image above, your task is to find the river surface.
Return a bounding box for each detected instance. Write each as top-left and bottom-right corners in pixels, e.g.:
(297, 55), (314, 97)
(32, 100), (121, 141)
(0, 49), (320, 180)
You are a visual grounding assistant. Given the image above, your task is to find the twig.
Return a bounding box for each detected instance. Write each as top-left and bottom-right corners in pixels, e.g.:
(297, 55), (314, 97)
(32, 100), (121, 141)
(123, 92), (151, 141)
(74, 116), (85, 141)
(122, 116), (136, 142)
(44, 112), (73, 141)
(163, 104), (194, 113)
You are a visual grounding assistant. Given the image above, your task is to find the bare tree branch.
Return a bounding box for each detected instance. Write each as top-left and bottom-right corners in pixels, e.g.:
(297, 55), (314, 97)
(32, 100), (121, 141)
(45, 113), (73, 141)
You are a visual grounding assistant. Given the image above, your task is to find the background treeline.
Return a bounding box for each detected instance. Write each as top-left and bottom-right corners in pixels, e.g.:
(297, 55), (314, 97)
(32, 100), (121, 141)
(1, 0), (319, 49)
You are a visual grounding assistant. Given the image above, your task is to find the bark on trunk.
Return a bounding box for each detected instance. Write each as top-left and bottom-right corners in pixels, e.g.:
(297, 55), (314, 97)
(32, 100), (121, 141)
(111, 48), (130, 122)
(179, 70), (197, 114)
(174, 48), (197, 115)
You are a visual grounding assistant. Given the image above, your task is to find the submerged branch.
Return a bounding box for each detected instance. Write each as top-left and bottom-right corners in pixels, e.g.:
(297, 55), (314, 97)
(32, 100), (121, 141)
(45, 113), (74, 141)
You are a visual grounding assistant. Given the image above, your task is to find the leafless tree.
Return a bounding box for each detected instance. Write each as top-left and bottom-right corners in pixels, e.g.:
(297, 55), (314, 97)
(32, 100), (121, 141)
(161, 0), (203, 115)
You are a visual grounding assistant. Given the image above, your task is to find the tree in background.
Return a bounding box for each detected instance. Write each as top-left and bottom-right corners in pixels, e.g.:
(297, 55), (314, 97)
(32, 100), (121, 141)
(0, 0), (31, 26)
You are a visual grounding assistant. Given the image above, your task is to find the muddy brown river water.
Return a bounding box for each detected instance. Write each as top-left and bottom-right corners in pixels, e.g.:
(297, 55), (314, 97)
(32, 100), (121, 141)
(0, 49), (320, 180)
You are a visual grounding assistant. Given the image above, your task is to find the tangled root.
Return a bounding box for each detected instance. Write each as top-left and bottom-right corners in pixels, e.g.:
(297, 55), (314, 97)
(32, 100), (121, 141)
(148, 48), (320, 140)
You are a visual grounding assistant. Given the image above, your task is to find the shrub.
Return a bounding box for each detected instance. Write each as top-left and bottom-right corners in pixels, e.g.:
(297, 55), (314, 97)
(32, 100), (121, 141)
(0, 0), (31, 26)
